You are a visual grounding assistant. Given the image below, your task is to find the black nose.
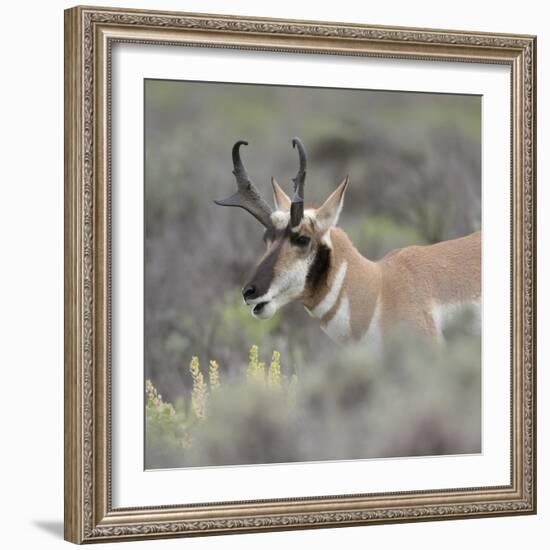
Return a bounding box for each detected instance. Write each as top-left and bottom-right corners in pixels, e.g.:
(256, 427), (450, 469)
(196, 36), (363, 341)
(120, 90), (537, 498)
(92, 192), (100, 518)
(242, 284), (257, 300)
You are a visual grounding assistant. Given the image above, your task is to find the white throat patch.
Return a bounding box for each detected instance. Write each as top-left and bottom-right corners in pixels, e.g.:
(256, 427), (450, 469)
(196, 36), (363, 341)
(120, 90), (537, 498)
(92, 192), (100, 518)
(321, 294), (351, 344)
(309, 260), (348, 319)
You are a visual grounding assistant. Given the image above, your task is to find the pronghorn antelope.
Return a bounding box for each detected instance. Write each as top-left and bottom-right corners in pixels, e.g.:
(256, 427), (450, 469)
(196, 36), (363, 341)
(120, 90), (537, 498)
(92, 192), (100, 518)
(215, 138), (481, 345)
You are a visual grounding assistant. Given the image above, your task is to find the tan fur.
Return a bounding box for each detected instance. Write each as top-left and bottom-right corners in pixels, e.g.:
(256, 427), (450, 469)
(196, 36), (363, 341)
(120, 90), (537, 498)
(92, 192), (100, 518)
(247, 178), (480, 343)
(377, 231), (481, 336)
(329, 229), (382, 340)
(271, 178), (291, 210)
(274, 219), (316, 275)
(314, 177), (349, 232)
(303, 228), (481, 341)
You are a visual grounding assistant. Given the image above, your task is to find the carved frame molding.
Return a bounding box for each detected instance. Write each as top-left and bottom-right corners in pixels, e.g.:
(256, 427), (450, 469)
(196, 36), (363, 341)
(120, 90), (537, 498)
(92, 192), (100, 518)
(64, 5), (536, 544)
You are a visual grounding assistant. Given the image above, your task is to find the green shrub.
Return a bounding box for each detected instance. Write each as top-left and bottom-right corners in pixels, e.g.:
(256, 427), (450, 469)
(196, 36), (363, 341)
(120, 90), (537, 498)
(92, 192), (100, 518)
(145, 344), (294, 468)
(145, 380), (191, 468)
(146, 325), (481, 469)
(346, 215), (427, 259)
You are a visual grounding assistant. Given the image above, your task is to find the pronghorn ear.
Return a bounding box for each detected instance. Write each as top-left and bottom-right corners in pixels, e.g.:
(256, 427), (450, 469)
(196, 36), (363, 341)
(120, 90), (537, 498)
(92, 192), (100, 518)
(314, 176), (349, 234)
(271, 177), (291, 211)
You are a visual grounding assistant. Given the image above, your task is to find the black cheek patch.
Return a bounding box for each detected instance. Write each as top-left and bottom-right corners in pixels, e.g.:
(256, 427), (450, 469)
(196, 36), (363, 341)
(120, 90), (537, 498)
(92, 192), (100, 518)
(306, 243), (331, 290)
(251, 241), (283, 296)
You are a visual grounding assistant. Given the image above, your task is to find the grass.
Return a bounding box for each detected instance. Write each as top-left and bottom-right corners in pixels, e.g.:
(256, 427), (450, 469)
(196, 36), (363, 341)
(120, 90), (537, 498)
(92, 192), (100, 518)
(145, 322), (481, 469)
(145, 344), (295, 468)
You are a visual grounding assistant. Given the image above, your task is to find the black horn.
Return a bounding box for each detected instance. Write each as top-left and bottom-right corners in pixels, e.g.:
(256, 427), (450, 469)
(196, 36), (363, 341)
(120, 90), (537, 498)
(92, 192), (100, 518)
(290, 137), (307, 227)
(214, 141), (274, 228)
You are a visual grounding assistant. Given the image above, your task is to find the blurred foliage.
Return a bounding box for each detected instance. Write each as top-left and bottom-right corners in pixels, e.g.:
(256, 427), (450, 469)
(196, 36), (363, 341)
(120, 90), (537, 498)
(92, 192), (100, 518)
(145, 379), (191, 468)
(347, 214), (428, 260)
(216, 291), (281, 348)
(145, 345), (297, 468)
(146, 320), (481, 469)
(144, 79), (482, 467)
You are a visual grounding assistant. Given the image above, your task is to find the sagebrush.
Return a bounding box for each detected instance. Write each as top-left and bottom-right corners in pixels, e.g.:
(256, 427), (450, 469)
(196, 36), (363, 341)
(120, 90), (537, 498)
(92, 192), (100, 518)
(146, 321), (481, 469)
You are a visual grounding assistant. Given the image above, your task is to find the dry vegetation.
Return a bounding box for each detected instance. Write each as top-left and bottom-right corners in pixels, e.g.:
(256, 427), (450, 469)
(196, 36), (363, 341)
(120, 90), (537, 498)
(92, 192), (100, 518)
(144, 80), (482, 468)
(146, 319), (481, 468)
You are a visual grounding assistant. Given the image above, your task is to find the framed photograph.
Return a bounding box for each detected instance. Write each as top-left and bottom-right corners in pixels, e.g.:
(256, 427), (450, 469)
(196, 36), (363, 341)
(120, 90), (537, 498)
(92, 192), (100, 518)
(64, 5), (537, 544)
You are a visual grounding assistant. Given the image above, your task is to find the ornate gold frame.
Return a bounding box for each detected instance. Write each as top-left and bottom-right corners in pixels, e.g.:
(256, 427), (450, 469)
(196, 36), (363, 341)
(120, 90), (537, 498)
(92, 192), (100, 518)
(64, 5), (537, 544)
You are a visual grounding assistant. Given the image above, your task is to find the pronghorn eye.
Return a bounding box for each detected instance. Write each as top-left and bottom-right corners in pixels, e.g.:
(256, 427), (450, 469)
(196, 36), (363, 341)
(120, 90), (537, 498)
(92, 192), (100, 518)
(291, 234), (311, 247)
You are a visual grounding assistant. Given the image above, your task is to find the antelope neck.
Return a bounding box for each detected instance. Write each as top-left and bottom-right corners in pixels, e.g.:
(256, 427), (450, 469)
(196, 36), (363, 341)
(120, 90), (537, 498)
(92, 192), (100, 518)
(302, 228), (382, 342)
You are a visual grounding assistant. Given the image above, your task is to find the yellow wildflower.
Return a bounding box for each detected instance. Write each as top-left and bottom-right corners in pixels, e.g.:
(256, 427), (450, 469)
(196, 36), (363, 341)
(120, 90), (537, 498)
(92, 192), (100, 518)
(189, 356), (208, 419)
(209, 360), (220, 391)
(268, 350), (281, 388)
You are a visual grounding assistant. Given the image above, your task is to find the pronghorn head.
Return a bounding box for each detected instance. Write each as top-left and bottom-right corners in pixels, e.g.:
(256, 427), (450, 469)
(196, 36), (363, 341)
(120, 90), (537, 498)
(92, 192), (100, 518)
(215, 138), (349, 320)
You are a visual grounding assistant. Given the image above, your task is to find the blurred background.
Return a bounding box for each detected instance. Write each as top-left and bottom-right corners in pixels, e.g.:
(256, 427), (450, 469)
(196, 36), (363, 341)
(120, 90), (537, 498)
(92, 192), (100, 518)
(144, 79), (481, 468)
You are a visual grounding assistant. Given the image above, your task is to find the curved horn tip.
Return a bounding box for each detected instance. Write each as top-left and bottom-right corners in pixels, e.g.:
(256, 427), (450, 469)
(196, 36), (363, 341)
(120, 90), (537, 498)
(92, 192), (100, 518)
(232, 140), (250, 168)
(291, 137), (307, 164)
